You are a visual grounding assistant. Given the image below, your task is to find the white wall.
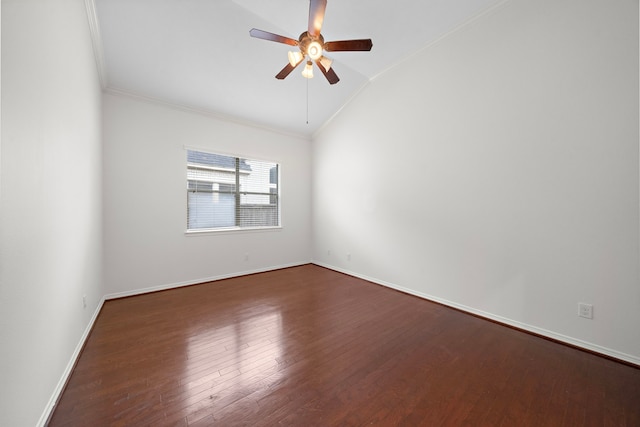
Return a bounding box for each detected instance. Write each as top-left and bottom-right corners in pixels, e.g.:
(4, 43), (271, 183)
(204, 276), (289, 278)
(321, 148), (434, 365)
(0, 0), (635, 423)
(103, 93), (311, 296)
(312, 0), (640, 364)
(0, 0), (103, 425)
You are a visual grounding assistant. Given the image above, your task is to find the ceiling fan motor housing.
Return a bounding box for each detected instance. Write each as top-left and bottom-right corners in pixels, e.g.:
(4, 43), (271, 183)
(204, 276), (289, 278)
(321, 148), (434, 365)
(299, 32), (324, 59)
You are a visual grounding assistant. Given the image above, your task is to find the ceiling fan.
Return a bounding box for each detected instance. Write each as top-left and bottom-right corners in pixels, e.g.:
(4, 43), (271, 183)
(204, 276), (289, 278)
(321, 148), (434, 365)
(249, 0), (373, 85)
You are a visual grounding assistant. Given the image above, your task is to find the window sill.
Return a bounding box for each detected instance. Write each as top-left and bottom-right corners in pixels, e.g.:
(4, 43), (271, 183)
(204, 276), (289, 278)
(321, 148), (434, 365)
(185, 226), (282, 236)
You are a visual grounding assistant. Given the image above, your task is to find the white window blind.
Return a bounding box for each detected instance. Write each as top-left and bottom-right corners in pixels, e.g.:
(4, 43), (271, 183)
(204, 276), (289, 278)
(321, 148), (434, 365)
(187, 149), (279, 231)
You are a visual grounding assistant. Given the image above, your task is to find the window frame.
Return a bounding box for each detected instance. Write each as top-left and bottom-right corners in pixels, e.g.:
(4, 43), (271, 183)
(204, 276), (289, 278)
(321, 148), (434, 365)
(185, 147), (281, 234)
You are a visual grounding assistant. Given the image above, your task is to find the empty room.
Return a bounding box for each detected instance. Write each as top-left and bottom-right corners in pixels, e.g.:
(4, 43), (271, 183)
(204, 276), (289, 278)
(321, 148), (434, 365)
(1, 0), (639, 425)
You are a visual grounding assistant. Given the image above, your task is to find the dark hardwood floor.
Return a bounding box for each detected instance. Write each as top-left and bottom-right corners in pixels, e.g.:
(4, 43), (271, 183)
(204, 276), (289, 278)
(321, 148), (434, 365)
(49, 264), (640, 426)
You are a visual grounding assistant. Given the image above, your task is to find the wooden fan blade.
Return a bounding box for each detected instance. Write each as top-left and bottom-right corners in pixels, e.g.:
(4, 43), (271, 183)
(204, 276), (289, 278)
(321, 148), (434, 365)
(324, 39), (373, 52)
(250, 28), (298, 46)
(275, 59), (303, 80)
(315, 60), (340, 85)
(308, 0), (327, 37)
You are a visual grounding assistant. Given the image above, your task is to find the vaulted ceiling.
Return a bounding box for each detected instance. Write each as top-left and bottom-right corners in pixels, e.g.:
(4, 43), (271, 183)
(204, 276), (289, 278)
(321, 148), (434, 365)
(93, 0), (503, 137)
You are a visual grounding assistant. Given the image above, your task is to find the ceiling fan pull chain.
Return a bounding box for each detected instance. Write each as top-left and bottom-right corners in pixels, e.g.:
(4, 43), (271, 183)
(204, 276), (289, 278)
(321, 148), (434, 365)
(306, 77), (309, 125)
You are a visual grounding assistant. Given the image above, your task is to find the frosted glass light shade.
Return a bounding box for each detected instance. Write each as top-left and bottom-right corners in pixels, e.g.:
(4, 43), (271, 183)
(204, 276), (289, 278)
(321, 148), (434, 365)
(302, 61), (313, 79)
(307, 41), (322, 60)
(288, 51), (303, 67)
(319, 56), (333, 71)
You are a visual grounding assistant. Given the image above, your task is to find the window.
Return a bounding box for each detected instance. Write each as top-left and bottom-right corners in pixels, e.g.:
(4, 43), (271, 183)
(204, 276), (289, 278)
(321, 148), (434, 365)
(187, 149), (279, 231)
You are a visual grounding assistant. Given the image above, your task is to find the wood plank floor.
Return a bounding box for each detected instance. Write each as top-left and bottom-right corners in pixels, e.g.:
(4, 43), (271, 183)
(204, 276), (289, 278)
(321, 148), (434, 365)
(49, 264), (640, 426)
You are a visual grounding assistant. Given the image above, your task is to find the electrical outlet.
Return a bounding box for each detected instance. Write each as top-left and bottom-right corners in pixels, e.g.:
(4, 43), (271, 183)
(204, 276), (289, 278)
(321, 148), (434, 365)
(327, 249), (331, 256)
(82, 295), (87, 309)
(244, 253), (249, 262)
(578, 303), (593, 319)
(347, 253), (351, 261)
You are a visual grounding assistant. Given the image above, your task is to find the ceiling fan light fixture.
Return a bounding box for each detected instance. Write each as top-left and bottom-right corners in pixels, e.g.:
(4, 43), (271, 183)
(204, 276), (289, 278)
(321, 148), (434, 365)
(288, 51), (303, 67)
(307, 41), (323, 60)
(302, 61), (314, 79)
(319, 56), (333, 71)
(249, 0), (372, 84)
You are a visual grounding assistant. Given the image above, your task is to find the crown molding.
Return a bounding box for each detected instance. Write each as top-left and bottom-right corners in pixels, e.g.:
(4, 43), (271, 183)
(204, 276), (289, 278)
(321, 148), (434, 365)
(313, 0), (512, 140)
(369, 0), (511, 85)
(104, 87), (311, 141)
(84, 0), (107, 88)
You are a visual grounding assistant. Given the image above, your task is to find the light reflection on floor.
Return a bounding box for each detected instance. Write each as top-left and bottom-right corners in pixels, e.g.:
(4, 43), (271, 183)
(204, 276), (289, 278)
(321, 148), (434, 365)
(182, 306), (283, 409)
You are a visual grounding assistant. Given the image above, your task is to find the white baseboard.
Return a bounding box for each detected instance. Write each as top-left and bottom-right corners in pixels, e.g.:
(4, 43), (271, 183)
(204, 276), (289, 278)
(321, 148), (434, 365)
(38, 262), (309, 426)
(104, 262), (309, 300)
(38, 259), (637, 427)
(312, 261), (640, 367)
(37, 296), (106, 427)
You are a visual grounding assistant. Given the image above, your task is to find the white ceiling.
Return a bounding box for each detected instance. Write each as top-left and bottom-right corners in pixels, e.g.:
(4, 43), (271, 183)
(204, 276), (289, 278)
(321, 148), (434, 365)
(94, 0), (503, 137)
